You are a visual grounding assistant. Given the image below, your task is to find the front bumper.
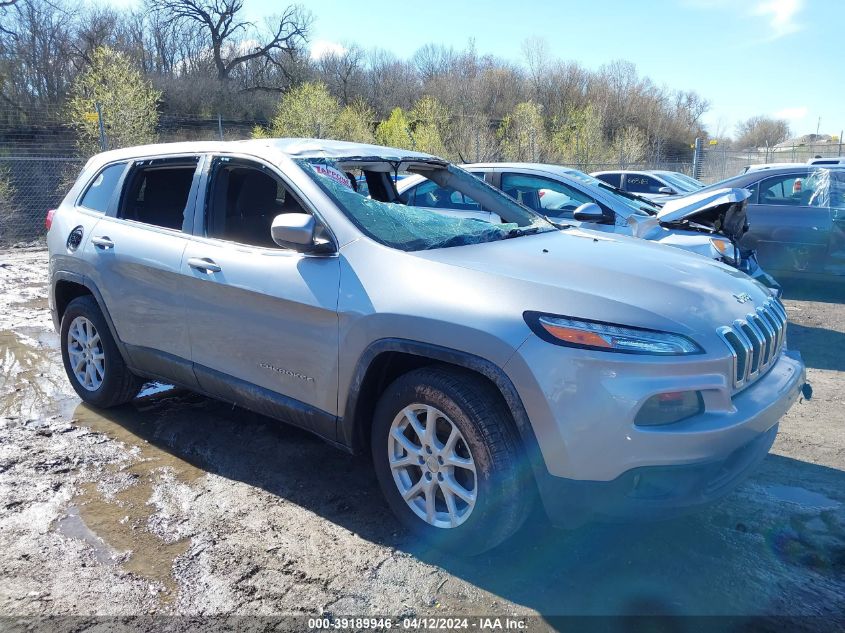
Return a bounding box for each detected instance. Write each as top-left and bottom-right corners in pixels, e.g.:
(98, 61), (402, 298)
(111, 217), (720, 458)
(538, 423), (778, 525)
(505, 340), (805, 524)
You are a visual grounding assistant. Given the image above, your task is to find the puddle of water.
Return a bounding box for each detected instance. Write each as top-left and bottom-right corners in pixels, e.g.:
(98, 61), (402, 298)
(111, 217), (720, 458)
(53, 399), (208, 601)
(0, 329), (70, 420)
(764, 484), (840, 510)
(55, 504), (120, 565)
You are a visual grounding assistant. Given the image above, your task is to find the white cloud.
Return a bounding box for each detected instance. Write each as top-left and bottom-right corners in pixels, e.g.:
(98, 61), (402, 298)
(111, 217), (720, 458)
(774, 106), (808, 121)
(310, 40), (347, 61)
(752, 0), (804, 39)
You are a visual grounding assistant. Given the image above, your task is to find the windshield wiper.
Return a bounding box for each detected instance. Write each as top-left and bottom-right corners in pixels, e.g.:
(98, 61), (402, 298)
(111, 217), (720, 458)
(546, 218), (574, 230)
(505, 226), (545, 239)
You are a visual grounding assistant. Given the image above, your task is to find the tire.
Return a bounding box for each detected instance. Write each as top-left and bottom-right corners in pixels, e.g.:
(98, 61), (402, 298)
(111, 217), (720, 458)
(60, 295), (142, 408)
(371, 365), (531, 555)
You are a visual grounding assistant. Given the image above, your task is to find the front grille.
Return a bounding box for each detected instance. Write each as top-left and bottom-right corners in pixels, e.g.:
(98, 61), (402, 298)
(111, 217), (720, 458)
(717, 298), (788, 389)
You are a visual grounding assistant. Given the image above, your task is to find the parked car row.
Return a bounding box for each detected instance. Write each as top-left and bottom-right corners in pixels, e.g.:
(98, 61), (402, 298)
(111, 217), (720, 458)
(519, 164), (844, 280)
(48, 139), (806, 554)
(590, 169), (705, 200)
(397, 164), (779, 291)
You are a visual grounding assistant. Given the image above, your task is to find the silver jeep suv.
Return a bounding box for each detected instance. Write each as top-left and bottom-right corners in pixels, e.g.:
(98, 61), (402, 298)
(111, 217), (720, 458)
(48, 139), (806, 554)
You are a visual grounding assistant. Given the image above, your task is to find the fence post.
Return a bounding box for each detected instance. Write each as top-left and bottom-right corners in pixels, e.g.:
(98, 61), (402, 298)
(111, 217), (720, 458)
(692, 137), (703, 180)
(217, 114), (224, 141)
(94, 101), (107, 152)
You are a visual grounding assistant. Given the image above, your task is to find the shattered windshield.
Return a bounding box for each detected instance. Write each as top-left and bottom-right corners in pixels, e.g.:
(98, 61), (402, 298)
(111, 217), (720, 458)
(297, 158), (554, 251)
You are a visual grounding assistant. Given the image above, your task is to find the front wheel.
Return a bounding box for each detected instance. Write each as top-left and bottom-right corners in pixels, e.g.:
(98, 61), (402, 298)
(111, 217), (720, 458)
(371, 366), (530, 554)
(60, 295), (142, 408)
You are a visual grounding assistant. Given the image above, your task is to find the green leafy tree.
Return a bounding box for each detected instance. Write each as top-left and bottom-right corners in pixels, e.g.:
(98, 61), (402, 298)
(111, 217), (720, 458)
(550, 104), (607, 167)
(375, 108), (413, 149)
(610, 125), (647, 168)
(67, 47), (161, 157)
(332, 99), (375, 143)
(263, 82), (341, 138)
(409, 95), (449, 157)
(497, 101), (546, 162)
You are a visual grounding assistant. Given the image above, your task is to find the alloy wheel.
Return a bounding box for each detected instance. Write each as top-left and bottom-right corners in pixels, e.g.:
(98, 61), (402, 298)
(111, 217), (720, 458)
(387, 404), (477, 528)
(67, 316), (105, 391)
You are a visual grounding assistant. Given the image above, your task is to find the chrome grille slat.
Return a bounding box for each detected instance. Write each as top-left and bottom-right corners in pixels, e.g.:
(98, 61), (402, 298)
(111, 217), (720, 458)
(754, 309), (776, 365)
(717, 298), (787, 390)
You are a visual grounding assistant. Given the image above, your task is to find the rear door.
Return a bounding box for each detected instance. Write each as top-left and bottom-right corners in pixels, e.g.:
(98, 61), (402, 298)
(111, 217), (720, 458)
(743, 170), (832, 274)
(83, 155), (203, 386)
(180, 155), (341, 438)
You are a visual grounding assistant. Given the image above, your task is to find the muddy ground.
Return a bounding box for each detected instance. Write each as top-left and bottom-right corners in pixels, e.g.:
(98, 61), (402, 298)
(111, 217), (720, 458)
(0, 248), (843, 630)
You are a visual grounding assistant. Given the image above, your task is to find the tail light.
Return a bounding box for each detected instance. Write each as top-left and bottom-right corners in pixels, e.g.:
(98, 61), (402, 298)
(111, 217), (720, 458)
(45, 209), (56, 231)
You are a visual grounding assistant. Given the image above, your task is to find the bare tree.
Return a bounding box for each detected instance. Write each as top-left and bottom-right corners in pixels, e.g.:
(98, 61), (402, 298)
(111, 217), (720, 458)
(316, 44), (364, 105)
(153, 0), (311, 85)
(735, 116), (791, 150)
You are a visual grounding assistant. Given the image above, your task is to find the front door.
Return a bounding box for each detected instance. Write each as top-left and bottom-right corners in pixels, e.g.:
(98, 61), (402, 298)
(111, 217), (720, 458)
(181, 155), (341, 437)
(744, 171), (833, 274)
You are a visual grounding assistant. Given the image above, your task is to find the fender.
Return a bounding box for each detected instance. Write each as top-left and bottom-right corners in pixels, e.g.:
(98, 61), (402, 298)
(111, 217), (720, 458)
(341, 338), (548, 483)
(51, 270), (131, 363)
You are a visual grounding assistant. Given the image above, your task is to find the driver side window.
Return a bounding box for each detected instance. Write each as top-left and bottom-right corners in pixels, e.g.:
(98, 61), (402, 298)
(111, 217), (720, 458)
(758, 174), (817, 208)
(500, 172), (594, 219)
(205, 158), (309, 248)
(403, 179), (484, 211)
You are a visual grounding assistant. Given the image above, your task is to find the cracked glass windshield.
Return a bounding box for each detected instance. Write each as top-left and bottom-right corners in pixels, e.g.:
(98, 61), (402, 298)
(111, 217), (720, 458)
(297, 158), (554, 251)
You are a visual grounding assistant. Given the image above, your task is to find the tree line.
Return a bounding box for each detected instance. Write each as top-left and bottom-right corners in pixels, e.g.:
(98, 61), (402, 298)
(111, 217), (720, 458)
(0, 0), (793, 162)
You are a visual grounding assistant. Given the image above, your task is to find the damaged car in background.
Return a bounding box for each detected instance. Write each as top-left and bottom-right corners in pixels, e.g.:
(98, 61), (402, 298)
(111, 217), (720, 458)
(694, 165), (845, 278)
(397, 163), (780, 293)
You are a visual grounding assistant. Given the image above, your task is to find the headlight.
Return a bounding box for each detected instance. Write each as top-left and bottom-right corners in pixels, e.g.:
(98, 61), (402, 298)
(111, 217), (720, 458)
(524, 312), (703, 355)
(710, 238), (736, 263)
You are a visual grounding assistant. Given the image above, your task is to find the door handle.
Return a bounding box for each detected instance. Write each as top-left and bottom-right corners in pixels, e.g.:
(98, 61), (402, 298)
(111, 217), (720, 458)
(187, 257), (222, 273)
(91, 236), (114, 249)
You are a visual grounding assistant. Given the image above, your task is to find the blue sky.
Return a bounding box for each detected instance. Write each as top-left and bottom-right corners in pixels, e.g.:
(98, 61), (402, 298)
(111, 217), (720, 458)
(265, 0), (843, 139)
(103, 0), (843, 138)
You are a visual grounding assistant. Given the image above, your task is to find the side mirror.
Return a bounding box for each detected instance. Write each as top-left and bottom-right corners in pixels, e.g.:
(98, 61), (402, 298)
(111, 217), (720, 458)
(271, 213), (316, 251)
(658, 186), (677, 195)
(573, 202), (612, 224)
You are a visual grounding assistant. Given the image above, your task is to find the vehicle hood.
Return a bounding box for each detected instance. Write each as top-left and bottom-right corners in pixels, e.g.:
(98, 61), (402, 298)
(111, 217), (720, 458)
(412, 228), (771, 338)
(656, 188), (751, 241)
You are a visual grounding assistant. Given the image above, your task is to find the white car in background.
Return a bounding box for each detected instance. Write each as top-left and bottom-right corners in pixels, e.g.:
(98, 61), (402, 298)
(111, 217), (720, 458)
(397, 163), (780, 292)
(589, 169), (701, 201)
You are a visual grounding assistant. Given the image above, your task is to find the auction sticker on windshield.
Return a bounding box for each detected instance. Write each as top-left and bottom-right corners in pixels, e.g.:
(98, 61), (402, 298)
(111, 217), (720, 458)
(310, 163), (353, 189)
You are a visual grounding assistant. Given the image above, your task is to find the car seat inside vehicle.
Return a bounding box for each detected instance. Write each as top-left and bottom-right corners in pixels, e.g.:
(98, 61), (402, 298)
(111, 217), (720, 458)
(207, 165), (307, 248)
(121, 166), (195, 230)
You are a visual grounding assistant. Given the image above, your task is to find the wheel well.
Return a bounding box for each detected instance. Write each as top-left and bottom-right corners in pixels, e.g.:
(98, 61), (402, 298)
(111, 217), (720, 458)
(54, 280), (93, 322)
(350, 351), (513, 453)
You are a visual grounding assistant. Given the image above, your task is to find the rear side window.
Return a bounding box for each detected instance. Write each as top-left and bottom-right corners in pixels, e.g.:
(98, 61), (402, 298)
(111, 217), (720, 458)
(594, 173), (622, 188)
(79, 163), (126, 213)
(118, 158), (198, 231)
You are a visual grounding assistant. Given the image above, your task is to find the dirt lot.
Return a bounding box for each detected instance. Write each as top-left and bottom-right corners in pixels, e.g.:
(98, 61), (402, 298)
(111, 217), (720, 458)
(1, 248), (843, 629)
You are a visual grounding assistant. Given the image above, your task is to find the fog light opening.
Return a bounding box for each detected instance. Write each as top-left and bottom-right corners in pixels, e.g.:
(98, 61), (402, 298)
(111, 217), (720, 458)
(635, 391), (704, 426)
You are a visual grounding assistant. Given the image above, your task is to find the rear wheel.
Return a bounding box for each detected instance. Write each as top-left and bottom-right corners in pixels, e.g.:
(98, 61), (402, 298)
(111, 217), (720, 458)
(60, 295), (141, 407)
(371, 366), (530, 554)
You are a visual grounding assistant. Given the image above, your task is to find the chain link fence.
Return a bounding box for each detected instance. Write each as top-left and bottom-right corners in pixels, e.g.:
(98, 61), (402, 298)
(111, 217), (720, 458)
(11, 103), (830, 247)
(697, 142), (845, 183)
(0, 105), (265, 246)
